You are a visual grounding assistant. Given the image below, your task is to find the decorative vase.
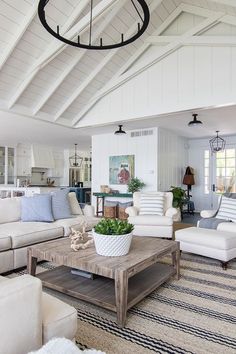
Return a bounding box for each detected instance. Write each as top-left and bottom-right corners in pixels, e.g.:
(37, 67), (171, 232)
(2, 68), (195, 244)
(92, 230), (133, 257)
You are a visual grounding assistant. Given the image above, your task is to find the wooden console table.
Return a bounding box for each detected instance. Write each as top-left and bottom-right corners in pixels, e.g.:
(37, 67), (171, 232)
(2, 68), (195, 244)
(93, 192), (133, 217)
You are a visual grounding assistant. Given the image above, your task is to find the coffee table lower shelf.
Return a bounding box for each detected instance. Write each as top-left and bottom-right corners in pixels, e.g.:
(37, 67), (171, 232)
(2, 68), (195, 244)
(37, 262), (174, 314)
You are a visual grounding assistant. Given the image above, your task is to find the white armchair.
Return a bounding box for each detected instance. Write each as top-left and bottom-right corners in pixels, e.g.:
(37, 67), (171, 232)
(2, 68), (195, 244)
(0, 275), (77, 354)
(126, 192), (179, 238)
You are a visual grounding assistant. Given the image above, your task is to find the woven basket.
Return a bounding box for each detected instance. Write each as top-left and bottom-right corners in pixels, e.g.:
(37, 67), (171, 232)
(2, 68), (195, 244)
(104, 205), (117, 219)
(92, 230), (133, 257)
(118, 207), (129, 220)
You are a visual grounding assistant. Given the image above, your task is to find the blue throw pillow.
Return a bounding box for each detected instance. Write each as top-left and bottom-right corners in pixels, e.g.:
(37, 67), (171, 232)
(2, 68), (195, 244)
(51, 189), (72, 220)
(21, 194), (54, 222)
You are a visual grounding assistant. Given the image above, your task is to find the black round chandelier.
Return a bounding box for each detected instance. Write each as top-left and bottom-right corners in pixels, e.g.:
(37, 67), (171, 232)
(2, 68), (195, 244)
(38, 0), (150, 50)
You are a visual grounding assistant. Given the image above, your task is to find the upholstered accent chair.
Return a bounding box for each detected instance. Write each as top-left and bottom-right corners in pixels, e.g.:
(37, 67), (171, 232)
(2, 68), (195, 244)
(175, 194), (236, 269)
(0, 275), (77, 354)
(125, 192), (179, 238)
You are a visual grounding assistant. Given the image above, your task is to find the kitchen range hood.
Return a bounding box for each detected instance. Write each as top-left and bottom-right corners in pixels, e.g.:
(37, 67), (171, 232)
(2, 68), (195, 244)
(31, 145), (55, 169)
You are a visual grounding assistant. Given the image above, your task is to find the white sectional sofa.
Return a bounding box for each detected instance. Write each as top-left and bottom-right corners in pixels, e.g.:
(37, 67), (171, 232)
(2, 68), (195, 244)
(0, 274), (77, 354)
(0, 196), (99, 273)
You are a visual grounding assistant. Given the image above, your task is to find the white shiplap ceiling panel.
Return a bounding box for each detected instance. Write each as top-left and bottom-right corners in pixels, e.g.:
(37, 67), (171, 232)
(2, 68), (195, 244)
(0, 0), (236, 128)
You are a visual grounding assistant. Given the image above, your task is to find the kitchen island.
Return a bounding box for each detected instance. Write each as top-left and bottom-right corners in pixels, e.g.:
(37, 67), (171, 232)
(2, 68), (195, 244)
(0, 186), (61, 198)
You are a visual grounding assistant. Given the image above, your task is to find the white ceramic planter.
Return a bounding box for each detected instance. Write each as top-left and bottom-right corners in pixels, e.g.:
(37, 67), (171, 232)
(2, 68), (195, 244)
(92, 230), (133, 257)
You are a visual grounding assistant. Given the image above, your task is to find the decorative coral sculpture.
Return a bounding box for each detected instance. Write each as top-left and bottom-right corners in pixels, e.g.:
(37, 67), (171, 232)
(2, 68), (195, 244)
(69, 223), (93, 251)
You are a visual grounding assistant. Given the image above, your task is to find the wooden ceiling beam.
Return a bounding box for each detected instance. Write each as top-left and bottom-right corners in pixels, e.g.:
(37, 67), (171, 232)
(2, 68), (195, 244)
(72, 1), (181, 126)
(33, 0), (127, 116)
(7, 0), (118, 109)
(0, 3), (38, 71)
(146, 35), (236, 46)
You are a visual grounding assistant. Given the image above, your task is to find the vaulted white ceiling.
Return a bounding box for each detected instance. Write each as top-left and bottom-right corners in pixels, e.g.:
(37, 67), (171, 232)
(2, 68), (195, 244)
(0, 0), (236, 133)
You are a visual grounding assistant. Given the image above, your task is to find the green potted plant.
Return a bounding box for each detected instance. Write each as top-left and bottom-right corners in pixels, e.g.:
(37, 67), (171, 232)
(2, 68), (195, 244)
(127, 177), (145, 193)
(169, 186), (186, 208)
(93, 219), (134, 256)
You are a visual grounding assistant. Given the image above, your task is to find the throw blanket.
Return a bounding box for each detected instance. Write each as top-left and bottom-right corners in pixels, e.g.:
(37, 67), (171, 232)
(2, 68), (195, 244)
(198, 193), (236, 229)
(28, 338), (106, 354)
(198, 218), (231, 229)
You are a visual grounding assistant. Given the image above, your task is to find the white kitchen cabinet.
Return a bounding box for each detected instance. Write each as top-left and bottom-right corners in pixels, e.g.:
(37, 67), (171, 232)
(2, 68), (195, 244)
(47, 150), (64, 178)
(0, 146), (16, 185)
(16, 145), (32, 177)
(49, 158), (64, 177)
(17, 156), (31, 176)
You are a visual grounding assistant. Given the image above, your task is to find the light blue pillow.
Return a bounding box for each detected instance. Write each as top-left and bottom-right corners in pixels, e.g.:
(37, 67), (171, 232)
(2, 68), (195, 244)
(51, 189), (72, 220)
(21, 194), (54, 222)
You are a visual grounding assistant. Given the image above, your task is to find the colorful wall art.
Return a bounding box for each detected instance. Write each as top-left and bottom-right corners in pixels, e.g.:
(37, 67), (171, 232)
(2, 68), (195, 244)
(109, 155), (135, 185)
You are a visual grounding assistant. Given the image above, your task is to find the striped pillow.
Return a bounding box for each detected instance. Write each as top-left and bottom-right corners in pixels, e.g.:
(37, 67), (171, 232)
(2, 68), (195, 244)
(139, 193), (164, 216)
(216, 196), (236, 222)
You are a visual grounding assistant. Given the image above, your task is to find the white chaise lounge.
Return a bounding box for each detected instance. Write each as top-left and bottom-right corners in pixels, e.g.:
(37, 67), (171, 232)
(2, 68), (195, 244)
(175, 196), (236, 269)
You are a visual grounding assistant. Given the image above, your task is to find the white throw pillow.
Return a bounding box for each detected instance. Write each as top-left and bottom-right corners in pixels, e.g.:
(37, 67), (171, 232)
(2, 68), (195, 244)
(139, 193), (164, 216)
(216, 196), (236, 222)
(68, 192), (83, 215)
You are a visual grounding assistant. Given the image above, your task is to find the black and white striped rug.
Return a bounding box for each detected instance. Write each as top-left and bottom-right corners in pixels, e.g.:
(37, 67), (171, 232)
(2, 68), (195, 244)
(12, 253), (236, 354)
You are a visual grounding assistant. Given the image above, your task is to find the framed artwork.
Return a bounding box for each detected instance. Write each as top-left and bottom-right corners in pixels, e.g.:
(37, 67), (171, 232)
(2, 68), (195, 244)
(109, 155), (135, 185)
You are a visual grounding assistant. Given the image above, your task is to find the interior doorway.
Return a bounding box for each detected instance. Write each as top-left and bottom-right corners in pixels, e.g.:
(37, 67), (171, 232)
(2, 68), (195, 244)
(204, 148), (236, 209)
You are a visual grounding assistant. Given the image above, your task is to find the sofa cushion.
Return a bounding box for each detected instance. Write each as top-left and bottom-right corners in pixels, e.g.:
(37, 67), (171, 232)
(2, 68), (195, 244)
(42, 292), (77, 343)
(129, 215), (172, 226)
(0, 197), (21, 224)
(0, 234), (11, 251)
(54, 216), (99, 236)
(175, 227), (236, 250)
(0, 222), (63, 249)
(68, 192), (82, 215)
(0, 276), (9, 284)
(21, 195), (54, 222)
(51, 189), (72, 220)
(217, 222), (236, 233)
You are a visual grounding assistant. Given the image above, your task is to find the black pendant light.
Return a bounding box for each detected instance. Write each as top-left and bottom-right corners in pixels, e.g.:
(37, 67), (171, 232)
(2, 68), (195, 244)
(114, 125), (126, 135)
(69, 144), (83, 167)
(38, 0), (150, 50)
(209, 131), (226, 153)
(188, 113), (203, 127)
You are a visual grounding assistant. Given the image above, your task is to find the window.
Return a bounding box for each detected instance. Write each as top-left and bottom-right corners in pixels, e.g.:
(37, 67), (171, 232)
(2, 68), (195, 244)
(216, 149), (236, 193)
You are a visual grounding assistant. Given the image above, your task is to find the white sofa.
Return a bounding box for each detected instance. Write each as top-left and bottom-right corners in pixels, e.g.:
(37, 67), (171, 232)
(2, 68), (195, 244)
(0, 196), (99, 273)
(0, 274), (77, 354)
(125, 192), (179, 238)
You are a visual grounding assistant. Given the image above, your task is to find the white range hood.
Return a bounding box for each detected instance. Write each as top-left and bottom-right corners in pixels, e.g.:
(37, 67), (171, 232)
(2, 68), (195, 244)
(31, 145), (55, 169)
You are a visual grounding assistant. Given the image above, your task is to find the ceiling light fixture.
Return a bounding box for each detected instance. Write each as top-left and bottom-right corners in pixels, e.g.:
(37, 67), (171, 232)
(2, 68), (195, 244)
(114, 125), (126, 135)
(188, 113), (203, 127)
(38, 0), (150, 50)
(69, 144), (83, 167)
(209, 131), (226, 153)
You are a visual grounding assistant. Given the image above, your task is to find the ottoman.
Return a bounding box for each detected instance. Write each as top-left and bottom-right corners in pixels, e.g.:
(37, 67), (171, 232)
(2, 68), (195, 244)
(175, 226), (236, 269)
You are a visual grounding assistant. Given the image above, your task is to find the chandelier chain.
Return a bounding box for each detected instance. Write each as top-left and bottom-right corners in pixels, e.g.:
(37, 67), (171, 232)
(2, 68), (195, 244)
(89, 0), (93, 46)
(131, 0), (144, 22)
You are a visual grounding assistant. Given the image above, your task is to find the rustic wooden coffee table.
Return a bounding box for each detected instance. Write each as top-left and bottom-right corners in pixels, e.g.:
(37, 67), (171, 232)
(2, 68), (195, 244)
(27, 237), (180, 327)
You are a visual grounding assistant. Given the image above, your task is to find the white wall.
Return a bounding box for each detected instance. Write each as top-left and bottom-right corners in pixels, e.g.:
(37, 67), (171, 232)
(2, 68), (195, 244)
(158, 128), (188, 192)
(92, 128), (158, 205)
(91, 127), (188, 208)
(78, 45), (236, 128)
